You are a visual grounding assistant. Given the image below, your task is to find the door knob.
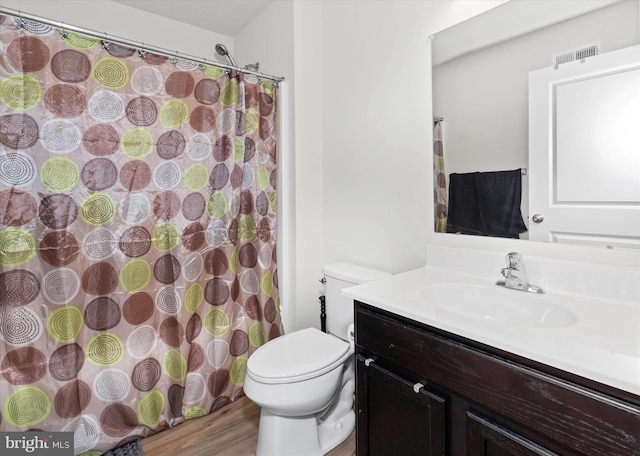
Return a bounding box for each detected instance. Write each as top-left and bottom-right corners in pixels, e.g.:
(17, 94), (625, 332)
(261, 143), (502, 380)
(532, 214), (544, 223)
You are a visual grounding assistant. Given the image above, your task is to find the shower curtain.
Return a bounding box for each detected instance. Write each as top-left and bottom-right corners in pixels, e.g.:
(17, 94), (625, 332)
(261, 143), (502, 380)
(433, 119), (447, 232)
(0, 14), (282, 455)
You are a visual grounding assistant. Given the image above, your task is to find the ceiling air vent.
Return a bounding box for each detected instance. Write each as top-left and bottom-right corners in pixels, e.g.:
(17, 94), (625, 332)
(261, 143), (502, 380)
(552, 42), (600, 67)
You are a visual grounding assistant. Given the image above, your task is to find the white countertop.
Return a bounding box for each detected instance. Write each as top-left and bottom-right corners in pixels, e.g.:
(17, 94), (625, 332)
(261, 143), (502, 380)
(344, 265), (640, 396)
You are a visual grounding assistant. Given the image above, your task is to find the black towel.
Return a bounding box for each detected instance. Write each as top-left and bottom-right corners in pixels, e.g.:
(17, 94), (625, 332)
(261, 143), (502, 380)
(446, 169), (527, 238)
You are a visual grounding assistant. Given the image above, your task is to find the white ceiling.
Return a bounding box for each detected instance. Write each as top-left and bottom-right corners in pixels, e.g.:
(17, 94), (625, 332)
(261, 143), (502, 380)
(111, 0), (273, 37)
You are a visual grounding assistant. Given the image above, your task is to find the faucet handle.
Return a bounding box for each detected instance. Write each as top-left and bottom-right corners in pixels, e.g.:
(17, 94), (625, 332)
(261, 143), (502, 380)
(505, 252), (523, 269)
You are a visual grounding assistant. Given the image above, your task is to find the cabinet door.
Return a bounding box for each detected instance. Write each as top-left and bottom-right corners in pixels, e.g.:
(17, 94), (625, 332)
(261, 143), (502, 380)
(466, 412), (558, 456)
(356, 355), (446, 456)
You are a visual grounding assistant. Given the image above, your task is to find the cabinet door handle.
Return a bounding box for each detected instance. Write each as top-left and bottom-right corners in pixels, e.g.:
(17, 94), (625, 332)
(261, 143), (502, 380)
(413, 382), (425, 393)
(364, 358), (375, 367)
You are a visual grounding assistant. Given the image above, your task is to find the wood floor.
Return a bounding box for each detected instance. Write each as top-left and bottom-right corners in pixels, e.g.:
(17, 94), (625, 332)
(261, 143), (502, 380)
(140, 396), (356, 456)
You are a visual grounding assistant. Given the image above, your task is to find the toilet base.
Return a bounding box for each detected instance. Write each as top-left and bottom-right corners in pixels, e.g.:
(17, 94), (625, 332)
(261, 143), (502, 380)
(255, 408), (355, 456)
(318, 408), (355, 454)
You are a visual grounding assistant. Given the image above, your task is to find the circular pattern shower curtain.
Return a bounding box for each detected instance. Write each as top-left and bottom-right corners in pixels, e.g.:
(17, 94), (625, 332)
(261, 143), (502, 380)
(0, 14), (282, 455)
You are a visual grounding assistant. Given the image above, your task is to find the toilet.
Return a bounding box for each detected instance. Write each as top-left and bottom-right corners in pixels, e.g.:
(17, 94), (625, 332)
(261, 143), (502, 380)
(243, 262), (391, 456)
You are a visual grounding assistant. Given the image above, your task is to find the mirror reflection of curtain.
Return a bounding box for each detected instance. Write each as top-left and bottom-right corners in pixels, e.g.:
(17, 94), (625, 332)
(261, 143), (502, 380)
(0, 14), (281, 454)
(433, 119), (447, 232)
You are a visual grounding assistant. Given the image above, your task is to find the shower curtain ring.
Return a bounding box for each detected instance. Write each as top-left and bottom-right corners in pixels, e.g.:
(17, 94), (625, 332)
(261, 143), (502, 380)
(171, 50), (178, 65)
(200, 58), (207, 71)
(101, 32), (110, 50)
(139, 43), (147, 59)
(15, 11), (25, 28)
(59, 22), (69, 39)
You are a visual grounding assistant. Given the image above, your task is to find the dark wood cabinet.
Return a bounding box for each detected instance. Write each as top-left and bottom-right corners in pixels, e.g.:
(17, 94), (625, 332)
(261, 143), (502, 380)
(466, 412), (557, 456)
(356, 354), (446, 455)
(355, 302), (640, 456)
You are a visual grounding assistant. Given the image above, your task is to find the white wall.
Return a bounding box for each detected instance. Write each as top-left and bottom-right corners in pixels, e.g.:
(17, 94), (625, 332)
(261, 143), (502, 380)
(289, 1), (325, 331)
(1, 0), (234, 64)
(233, 1), (294, 80)
(320, 1), (506, 274)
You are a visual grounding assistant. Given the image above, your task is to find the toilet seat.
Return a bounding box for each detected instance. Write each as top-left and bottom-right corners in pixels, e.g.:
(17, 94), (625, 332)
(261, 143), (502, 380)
(247, 327), (350, 385)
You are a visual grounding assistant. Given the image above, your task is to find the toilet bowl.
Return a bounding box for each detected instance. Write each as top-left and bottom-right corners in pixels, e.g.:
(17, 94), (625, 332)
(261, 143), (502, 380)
(243, 263), (391, 456)
(244, 326), (355, 456)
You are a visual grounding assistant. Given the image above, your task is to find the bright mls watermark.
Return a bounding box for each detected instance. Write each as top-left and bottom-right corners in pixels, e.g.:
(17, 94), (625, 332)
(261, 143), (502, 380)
(1, 432), (73, 456)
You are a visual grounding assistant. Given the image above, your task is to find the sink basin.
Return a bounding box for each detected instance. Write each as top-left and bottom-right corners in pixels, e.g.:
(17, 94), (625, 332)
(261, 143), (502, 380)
(421, 283), (577, 328)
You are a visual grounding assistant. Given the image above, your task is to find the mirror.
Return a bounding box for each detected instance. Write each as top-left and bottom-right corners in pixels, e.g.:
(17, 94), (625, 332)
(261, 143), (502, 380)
(432, 0), (640, 245)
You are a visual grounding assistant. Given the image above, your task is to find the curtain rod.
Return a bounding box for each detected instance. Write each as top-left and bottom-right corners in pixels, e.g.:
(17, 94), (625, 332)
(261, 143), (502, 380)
(0, 6), (285, 83)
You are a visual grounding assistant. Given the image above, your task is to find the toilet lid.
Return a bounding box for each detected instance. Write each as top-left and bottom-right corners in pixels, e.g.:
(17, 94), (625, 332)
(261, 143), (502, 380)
(246, 327), (350, 384)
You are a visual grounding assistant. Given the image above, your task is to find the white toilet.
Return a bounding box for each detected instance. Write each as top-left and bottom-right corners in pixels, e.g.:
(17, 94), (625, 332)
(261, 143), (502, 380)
(243, 262), (391, 456)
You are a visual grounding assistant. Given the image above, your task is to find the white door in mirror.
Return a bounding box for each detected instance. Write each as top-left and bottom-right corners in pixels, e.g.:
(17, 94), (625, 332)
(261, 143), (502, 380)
(529, 45), (640, 249)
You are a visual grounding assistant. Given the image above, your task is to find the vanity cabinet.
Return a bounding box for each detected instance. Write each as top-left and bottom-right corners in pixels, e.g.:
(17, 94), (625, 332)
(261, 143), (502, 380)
(356, 354), (446, 455)
(354, 302), (640, 456)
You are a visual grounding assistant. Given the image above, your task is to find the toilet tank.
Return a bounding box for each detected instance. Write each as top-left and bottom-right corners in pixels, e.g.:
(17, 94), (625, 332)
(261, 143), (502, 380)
(322, 262), (391, 340)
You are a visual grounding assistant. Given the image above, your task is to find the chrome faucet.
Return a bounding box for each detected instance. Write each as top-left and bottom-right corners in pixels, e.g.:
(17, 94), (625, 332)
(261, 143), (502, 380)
(496, 252), (544, 294)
